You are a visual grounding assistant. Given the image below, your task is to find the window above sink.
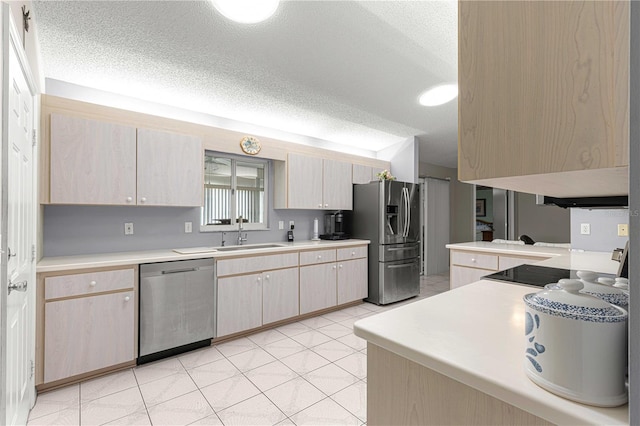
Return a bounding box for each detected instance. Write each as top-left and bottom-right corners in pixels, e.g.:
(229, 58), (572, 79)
(200, 151), (269, 232)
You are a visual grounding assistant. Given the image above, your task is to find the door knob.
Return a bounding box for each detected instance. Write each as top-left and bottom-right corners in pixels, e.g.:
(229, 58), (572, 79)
(126, 197), (133, 203)
(140, 197), (147, 203)
(8, 279), (27, 295)
(89, 280), (97, 287)
(124, 296), (131, 302)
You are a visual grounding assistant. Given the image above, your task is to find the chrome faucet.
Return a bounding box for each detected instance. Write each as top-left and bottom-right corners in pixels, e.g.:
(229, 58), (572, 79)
(237, 216), (248, 245)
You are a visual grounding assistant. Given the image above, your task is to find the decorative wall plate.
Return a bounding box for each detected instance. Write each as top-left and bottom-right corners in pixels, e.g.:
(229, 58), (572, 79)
(240, 136), (261, 155)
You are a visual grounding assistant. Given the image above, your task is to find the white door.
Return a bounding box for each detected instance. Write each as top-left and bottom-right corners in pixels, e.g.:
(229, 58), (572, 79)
(3, 8), (37, 425)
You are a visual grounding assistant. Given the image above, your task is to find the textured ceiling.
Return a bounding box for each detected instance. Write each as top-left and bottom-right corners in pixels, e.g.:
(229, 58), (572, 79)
(33, 0), (459, 167)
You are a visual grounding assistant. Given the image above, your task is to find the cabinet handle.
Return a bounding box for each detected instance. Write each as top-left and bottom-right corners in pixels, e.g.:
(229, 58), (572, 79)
(318, 203), (322, 208)
(324, 203), (328, 208)
(89, 280), (97, 287)
(339, 264), (343, 269)
(140, 197), (147, 203)
(317, 255), (322, 259)
(351, 251), (356, 256)
(257, 277), (261, 282)
(471, 258), (476, 263)
(333, 265), (337, 269)
(124, 296), (130, 302)
(126, 196), (133, 203)
(265, 274), (270, 280)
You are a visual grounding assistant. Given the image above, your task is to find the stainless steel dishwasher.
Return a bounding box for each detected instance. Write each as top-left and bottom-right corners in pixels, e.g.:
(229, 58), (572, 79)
(139, 259), (215, 364)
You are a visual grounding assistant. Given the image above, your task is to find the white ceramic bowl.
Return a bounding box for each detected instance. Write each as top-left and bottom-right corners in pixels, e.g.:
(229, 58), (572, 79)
(523, 280), (628, 407)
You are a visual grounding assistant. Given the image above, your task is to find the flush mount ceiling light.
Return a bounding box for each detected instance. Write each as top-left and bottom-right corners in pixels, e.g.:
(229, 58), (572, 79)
(418, 83), (458, 107)
(211, 0), (280, 24)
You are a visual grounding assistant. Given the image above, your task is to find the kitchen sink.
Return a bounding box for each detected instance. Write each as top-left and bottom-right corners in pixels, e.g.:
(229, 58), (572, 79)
(215, 243), (287, 252)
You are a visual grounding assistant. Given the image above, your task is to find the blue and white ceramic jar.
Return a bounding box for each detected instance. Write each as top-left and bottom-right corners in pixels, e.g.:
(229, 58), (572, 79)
(523, 279), (628, 407)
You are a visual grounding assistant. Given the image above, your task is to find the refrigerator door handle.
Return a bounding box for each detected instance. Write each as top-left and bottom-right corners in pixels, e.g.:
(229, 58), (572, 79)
(387, 247), (414, 251)
(402, 187), (410, 238)
(387, 263), (415, 269)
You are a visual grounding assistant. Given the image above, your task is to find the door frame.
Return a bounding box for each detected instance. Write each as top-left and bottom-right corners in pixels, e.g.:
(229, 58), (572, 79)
(1, 3), (39, 423)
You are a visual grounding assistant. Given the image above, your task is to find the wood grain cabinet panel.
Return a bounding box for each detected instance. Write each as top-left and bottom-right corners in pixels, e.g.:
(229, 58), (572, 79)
(352, 164), (374, 185)
(498, 255), (549, 271)
(275, 154), (353, 209)
(285, 153), (323, 209)
(323, 159), (353, 210)
(44, 269), (134, 300)
(300, 263), (337, 315)
(337, 258), (368, 304)
(450, 265), (492, 290)
(458, 1), (629, 197)
(44, 291), (135, 383)
(299, 249), (337, 266)
(217, 274), (262, 337)
(262, 267), (299, 325)
(50, 113), (137, 205)
(136, 128), (203, 206)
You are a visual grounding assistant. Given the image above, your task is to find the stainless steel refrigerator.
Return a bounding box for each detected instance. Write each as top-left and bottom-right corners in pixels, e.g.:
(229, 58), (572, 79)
(353, 180), (420, 305)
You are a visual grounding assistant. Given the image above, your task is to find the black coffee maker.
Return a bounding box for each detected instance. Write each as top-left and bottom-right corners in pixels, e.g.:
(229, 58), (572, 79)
(320, 211), (350, 240)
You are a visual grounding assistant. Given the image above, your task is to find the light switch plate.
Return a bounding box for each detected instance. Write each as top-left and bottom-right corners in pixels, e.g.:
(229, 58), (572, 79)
(618, 224), (628, 237)
(580, 223), (590, 235)
(278, 221), (284, 230)
(185, 222), (192, 233)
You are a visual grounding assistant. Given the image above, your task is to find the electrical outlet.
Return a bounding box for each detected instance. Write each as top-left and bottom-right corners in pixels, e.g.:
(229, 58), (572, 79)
(618, 224), (628, 237)
(185, 221), (192, 233)
(124, 222), (134, 235)
(580, 223), (590, 235)
(289, 220), (295, 229)
(278, 221), (284, 230)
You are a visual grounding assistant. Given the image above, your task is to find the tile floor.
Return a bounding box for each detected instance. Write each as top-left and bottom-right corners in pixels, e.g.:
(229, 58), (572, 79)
(27, 273), (450, 426)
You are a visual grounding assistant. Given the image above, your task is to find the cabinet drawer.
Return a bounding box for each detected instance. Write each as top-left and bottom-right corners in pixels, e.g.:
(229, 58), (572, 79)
(45, 269), (135, 300)
(216, 252), (298, 277)
(300, 249), (337, 266)
(450, 251), (498, 270)
(337, 245), (368, 261)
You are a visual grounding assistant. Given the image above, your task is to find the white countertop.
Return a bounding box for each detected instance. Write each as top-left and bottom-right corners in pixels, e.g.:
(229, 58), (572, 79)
(446, 241), (570, 257)
(355, 246), (628, 425)
(354, 280), (628, 425)
(447, 241), (621, 275)
(36, 239), (370, 273)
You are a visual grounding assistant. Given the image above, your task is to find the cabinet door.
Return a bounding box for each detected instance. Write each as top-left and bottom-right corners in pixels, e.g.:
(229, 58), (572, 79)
(337, 258), (368, 305)
(323, 159), (352, 210)
(450, 266), (491, 290)
(287, 153), (323, 209)
(137, 128), (203, 206)
(44, 291), (135, 383)
(458, 1), (629, 196)
(299, 263), (337, 314)
(217, 274), (262, 337)
(50, 113), (136, 205)
(263, 268), (299, 325)
(352, 164), (373, 185)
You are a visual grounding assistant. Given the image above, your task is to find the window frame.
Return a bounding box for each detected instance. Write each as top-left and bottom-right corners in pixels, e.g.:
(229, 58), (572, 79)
(200, 151), (270, 233)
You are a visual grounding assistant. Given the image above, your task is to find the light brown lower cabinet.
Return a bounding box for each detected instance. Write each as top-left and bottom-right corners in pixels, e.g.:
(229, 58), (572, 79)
(367, 343), (551, 425)
(42, 268), (136, 384)
(337, 258), (368, 305)
(262, 267), (299, 325)
(216, 273), (263, 337)
(299, 263), (338, 315)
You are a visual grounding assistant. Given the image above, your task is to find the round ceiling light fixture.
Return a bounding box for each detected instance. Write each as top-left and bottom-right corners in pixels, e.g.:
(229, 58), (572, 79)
(211, 0), (280, 24)
(418, 83), (458, 107)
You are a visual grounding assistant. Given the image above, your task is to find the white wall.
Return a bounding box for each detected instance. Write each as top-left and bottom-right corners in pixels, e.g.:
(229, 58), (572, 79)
(380, 136), (418, 183)
(570, 208), (629, 252)
(419, 162), (474, 244)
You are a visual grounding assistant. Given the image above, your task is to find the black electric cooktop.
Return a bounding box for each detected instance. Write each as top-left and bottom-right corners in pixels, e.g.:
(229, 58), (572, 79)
(482, 264), (615, 288)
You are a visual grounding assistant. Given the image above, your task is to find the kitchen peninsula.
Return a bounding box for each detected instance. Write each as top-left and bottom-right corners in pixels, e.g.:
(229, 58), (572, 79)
(354, 251), (628, 425)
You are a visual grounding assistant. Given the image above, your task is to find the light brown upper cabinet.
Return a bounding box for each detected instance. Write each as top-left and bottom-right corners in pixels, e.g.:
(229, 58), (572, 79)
(48, 113), (203, 206)
(352, 164), (386, 185)
(50, 113), (137, 205)
(136, 128), (203, 206)
(274, 153), (353, 209)
(458, 1), (629, 197)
